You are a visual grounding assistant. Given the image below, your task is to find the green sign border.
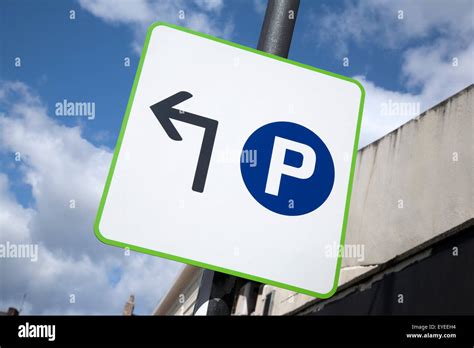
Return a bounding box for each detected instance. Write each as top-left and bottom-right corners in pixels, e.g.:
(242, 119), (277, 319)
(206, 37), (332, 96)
(94, 22), (365, 300)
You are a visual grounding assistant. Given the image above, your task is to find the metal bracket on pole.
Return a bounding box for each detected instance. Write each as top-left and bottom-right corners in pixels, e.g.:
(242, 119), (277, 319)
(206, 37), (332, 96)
(193, 0), (300, 316)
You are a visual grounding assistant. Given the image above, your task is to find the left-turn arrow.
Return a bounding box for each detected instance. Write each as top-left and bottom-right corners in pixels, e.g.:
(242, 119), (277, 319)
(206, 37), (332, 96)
(150, 91), (219, 193)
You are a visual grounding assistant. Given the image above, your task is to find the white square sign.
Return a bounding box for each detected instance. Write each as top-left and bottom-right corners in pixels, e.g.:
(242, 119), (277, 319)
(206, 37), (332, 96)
(95, 23), (365, 298)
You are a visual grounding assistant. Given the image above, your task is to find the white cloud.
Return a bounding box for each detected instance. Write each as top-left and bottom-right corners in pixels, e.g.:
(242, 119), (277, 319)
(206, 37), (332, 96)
(78, 0), (234, 54)
(306, 0), (474, 146)
(0, 84), (111, 255)
(313, 0), (473, 57)
(195, 0), (224, 13)
(0, 81), (182, 314)
(356, 39), (473, 147)
(253, 0), (266, 15)
(0, 173), (34, 243)
(402, 41), (474, 104)
(77, 0), (153, 24)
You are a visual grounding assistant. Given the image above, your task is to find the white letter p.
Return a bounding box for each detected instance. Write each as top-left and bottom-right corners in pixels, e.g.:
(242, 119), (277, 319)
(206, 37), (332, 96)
(265, 136), (316, 196)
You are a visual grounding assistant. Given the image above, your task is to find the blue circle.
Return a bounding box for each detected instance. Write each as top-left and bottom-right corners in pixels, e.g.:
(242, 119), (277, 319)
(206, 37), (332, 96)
(240, 121), (335, 216)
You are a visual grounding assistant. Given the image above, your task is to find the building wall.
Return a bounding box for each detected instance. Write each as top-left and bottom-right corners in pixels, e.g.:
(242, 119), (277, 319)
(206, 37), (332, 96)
(300, 222), (474, 315)
(346, 85), (473, 268)
(153, 266), (203, 315)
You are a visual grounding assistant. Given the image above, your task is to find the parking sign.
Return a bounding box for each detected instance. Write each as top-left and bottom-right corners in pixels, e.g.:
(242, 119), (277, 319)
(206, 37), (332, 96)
(95, 22), (365, 298)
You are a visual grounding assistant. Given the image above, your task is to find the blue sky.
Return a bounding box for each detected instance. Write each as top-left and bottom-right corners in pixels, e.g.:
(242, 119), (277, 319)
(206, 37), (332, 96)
(1, 0), (472, 314)
(2, 0), (427, 153)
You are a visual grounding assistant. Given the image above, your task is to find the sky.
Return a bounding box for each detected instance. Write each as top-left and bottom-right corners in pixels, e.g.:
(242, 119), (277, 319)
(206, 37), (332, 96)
(0, 0), (472, 314)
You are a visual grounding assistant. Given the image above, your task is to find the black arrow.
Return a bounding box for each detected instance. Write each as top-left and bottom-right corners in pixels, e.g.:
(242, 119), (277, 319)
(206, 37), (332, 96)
(150, 91), (218, 193)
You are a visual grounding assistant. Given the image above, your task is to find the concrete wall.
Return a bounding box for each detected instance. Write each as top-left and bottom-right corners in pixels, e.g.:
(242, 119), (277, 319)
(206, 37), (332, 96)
(345, 85), (473, 267)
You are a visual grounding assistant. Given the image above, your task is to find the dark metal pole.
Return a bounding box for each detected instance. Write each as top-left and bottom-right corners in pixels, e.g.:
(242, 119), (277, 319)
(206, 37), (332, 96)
(194, 0), (300, 316)
(257, 0), (300, 58)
